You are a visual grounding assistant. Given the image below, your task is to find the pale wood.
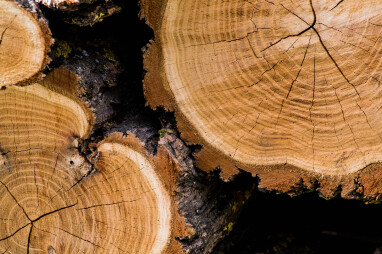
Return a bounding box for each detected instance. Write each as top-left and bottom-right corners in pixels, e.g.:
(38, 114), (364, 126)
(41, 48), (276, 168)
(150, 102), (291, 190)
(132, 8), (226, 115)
(30, 138), (172, 253)
(143, 0), (382, 181)
(0, 0), (51, 87)
(0, 68), (184, 253)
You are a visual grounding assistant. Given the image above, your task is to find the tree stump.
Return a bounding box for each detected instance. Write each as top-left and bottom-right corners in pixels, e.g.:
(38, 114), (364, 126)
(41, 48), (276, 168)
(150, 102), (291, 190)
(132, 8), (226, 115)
(141, 0), (382, 198)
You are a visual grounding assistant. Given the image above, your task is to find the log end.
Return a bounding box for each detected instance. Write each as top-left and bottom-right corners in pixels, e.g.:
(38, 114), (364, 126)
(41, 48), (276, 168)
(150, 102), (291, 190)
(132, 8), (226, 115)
(140, 0), (382, 199)
(0, 67), (190, 253)
(1, 0), (53, 87)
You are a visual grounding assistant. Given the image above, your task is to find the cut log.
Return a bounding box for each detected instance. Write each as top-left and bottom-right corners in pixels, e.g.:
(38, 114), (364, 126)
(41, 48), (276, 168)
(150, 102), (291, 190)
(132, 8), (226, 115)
(0, 0), (52, 87)
(0, 67), (94, 253)
(0, 67), (188, 253)
(141, 0), (382, 197)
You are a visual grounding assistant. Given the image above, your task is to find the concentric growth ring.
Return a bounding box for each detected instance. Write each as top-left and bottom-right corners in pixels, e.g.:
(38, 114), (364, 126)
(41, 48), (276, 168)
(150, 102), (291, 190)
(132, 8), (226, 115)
(0, 0), (51, 87)
(0, 69), (171, 253)
(160, 0), (382, 176)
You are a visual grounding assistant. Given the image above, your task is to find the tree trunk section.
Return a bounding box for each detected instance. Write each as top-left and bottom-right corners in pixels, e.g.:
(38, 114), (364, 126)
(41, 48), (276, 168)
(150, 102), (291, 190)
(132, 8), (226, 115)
(140, 0), (382, 199)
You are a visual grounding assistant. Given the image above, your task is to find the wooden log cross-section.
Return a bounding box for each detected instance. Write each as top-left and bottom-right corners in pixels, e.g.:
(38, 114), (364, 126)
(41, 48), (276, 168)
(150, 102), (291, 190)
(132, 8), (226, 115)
(141, 0), (382, 198)
(0, 2), (189, 253)
(0, 0), (51, 87)
(0, 68), (186, 253)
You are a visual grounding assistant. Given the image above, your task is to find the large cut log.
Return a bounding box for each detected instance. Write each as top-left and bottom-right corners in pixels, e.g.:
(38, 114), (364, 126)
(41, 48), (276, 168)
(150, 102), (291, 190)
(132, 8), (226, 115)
(0, 3), (190, 246)
(0, 66), (189, 253)
(141, 0), (382, 198)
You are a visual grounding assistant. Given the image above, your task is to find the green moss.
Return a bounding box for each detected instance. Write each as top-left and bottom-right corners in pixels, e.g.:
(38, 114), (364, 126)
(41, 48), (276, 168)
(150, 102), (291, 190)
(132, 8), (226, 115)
(223, 222), (234, 233)
(103, 48), (119, 65)
(232, 201), (237, 212)
(55, 41), (72, 58)
(158, 128), (173, 138)
(93, 12), (105, 23)
(67, 18), (86, 26)
(244, 190), (251, 200)
(364, 199), (381, 205)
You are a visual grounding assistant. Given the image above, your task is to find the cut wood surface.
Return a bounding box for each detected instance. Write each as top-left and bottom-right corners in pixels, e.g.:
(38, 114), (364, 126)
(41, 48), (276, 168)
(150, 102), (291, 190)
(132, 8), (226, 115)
(0, 67), (185, 253)
(141, 0), (382, 195)
(0, 0), (51, 87)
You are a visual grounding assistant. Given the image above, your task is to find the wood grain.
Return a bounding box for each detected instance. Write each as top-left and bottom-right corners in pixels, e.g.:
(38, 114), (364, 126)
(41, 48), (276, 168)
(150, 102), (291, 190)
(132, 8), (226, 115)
(0, 0), (51, 87)
(0, 68), (176, 253)
(148, 0), (382, 179)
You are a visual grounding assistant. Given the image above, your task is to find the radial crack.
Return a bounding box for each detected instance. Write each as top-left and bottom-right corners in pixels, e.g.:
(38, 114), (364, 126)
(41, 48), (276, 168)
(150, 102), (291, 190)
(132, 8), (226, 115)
(0, 28), (7, 45)
(313, 27), (360, 98)
(77, 199), (138, 210)
(277, 35), (311, 120)
(324, 77), (345, 151)
(67, 166), (96, 191)
(0, 15), (17, 46)
(369, 22), (382, 27)
(263, 0), (360, 99)
(262, 0), (316, 52)
(340, 40), (370, 53)
(355, 101), (382, 142)
(334, 88), (367, 166)
(0, 181), (31, 221)
(0, 223), (30, 242)
(330, 0), (345, 11)
(310, 56), (316, 170)
(26, 225), (33, 254)
(59, 228), (104, 249)
(317, 22), (342, 33)
(31, 203), (77, 223)
(280, 3), (309, 25)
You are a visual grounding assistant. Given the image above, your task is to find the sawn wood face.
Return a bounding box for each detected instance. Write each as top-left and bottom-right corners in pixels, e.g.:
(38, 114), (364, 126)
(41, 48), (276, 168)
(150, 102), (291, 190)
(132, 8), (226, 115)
(156, 0), (382, 176)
